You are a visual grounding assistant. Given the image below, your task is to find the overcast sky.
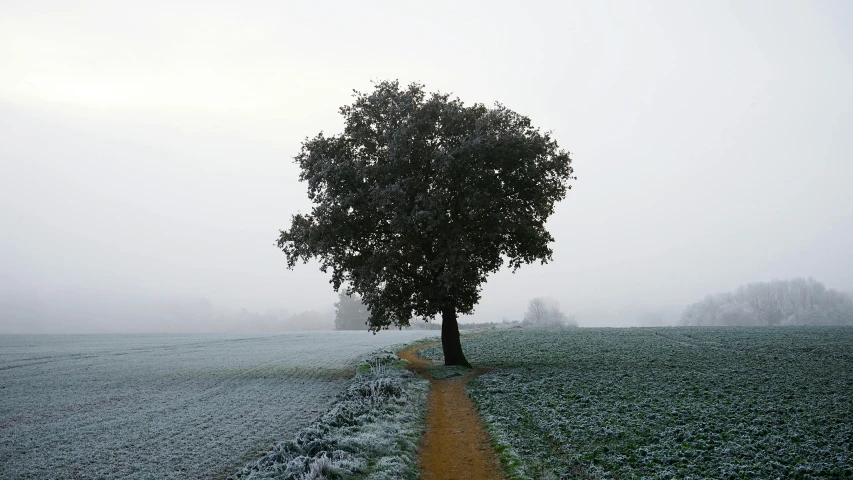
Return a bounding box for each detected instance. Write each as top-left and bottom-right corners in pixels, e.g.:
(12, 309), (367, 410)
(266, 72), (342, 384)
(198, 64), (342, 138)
(1, 0), (852, 332)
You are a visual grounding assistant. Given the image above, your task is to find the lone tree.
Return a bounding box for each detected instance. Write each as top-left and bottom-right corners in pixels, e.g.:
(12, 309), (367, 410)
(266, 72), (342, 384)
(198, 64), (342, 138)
(277, 80), (574, 366)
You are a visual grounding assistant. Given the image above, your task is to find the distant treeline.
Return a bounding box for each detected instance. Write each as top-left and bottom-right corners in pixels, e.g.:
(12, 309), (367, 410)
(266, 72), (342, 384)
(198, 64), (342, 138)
(0, 289), (333, 334)
(680, 278), (853, 326)
(333, 293), (440, 330)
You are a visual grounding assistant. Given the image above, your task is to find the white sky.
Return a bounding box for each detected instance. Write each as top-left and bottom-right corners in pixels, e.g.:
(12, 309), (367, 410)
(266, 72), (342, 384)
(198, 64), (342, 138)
(1, 0), (852, 330)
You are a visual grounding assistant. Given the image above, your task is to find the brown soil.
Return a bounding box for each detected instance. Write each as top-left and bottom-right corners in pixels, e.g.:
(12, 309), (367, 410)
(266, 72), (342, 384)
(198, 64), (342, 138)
(398, 341), (506, 480)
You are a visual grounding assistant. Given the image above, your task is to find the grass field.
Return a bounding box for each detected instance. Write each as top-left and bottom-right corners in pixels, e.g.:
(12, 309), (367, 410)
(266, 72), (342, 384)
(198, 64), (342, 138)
(420, 327), (853, 479)
(0, 331), (436, 479)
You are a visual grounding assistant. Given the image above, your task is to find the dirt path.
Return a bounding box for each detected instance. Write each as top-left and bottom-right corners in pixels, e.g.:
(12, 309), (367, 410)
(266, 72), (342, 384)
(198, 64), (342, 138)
(398, 341), (505, 480)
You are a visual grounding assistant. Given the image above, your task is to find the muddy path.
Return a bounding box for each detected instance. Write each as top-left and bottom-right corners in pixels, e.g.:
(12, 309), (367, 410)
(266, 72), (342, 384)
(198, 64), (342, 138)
(398, 340), (505, 480)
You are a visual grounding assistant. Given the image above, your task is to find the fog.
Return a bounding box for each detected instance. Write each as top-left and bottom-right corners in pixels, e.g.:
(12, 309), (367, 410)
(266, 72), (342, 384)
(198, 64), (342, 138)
(2, 0), (851, 333)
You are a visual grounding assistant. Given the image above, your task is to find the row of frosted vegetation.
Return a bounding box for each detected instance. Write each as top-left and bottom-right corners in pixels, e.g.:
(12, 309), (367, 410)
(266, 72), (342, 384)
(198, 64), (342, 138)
(231, 347), (430, 480)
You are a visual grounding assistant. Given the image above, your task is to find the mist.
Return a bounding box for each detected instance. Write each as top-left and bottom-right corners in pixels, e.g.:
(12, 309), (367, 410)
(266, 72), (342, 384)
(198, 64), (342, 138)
(2, 0), (852, 333)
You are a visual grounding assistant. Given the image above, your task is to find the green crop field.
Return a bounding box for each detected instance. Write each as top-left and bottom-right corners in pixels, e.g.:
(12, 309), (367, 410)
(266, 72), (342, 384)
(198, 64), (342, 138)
(421, 327), (853, 479)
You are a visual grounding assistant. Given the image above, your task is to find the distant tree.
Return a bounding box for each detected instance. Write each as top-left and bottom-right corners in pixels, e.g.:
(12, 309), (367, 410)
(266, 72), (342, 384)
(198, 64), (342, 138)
(334, 292), (369, 330)
(523, 297), (548, 325)
(523, 297), (575, 327)
(680, 278), (853, 326)
(277, 80), (574, 366)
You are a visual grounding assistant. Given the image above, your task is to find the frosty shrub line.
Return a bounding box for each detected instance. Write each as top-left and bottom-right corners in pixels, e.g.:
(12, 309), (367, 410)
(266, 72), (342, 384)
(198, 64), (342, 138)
(420, 327), (853, 479)
(229, 348), (429, 480)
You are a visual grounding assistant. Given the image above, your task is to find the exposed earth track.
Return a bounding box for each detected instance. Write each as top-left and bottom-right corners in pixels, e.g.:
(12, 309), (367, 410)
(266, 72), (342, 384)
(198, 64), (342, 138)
(398, 339), (505, 480)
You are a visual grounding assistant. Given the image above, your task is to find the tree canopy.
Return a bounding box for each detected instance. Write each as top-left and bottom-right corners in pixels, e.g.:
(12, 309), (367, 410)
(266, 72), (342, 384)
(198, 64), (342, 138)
(277, 80), (574, 365)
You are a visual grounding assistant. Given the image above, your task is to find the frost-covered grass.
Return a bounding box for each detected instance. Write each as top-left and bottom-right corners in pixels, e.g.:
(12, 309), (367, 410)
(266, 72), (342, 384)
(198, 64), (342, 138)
(229, 349), (429, 479)
(420, 327), (853, 479)
(0, 331), (436, 479)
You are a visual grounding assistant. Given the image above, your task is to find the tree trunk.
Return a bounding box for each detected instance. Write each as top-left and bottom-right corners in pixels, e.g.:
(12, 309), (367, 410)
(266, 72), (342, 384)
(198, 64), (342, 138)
(441, 304), (471, 367)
